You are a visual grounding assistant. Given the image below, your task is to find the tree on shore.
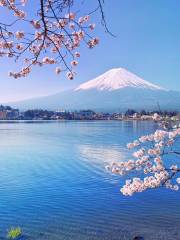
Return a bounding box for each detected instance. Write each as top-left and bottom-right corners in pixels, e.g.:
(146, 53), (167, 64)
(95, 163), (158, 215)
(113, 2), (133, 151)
(0, 0), (108, 79)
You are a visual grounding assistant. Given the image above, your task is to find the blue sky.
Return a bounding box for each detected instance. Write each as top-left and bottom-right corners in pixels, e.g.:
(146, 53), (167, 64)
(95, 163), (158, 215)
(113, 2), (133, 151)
(0, 0), (180, 102)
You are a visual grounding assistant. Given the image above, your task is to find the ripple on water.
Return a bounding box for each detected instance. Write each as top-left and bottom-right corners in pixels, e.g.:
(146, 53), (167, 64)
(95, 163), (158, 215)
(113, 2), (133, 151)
(0, 121), (179, 240)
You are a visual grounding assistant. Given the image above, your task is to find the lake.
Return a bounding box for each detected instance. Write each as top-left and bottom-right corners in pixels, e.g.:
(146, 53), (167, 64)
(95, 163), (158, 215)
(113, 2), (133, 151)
(0, 121), (179, 240)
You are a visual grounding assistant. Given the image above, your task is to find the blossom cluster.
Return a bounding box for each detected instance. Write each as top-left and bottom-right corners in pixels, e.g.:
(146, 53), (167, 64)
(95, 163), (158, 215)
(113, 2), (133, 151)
(0, 0), (99, 79)
(0, 0), (26, 18)
(106, 114), (180, 196)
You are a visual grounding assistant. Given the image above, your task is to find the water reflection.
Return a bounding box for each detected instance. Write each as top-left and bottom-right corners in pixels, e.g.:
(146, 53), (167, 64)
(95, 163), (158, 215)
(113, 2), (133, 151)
(78, 144), (127, 165)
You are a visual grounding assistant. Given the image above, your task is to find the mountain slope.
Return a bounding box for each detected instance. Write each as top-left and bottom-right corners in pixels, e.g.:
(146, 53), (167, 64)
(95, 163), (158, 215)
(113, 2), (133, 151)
(9, 88), (180, 111)
(8, 68), (180, 111)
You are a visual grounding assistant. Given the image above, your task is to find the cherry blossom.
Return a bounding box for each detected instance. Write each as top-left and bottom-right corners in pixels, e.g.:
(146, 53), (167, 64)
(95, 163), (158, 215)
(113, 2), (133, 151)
(106, 114), (180, 196)
(55, 67), (61, 74)
(0, 0), (102, 79)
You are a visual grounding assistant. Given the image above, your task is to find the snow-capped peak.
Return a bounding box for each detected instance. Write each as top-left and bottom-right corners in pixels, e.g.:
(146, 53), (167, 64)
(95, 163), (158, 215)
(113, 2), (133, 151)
(75, 68), (165, 91)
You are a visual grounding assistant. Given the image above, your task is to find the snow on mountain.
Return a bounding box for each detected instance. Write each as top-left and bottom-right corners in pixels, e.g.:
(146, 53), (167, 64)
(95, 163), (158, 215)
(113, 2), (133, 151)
(75, 68), (165, 91)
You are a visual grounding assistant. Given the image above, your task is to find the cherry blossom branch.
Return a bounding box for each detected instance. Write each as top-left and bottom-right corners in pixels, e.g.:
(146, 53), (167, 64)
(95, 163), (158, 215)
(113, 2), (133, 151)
(106, 113), (180, 196)
(97, 0), (115, 36)
(0, 0), (103, 79)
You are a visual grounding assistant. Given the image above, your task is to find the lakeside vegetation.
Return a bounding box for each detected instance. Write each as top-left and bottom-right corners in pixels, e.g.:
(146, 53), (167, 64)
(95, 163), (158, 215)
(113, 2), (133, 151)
(0, 105), (179, 121)
(7, 227), (22, 240)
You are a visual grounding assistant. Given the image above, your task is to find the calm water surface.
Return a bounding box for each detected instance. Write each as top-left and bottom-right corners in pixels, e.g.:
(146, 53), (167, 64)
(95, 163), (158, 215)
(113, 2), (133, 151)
(0, 121), (180, 240)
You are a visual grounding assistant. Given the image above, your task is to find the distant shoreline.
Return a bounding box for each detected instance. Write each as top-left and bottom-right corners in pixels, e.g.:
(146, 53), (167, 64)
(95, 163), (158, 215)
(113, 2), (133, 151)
(0, 119), (154, 123)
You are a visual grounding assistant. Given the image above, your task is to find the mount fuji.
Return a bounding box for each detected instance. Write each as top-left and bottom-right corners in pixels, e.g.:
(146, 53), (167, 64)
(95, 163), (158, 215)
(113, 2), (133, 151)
(9, 68), (180, 111)
(75, 68), (164, 91)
